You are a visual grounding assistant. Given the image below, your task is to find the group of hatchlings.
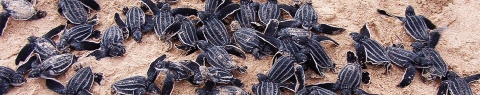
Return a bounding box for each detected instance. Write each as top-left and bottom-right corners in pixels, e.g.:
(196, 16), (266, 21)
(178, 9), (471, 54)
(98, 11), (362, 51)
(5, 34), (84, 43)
(0, 0), (478, 94)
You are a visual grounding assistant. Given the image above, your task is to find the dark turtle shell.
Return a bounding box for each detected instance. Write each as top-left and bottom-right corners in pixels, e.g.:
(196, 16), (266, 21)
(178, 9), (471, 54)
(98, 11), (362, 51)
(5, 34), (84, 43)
(233, 28), (263, 53)
(438, 71), (480, 95)
(1, 0), (36, 20)
(28, 54), (76, 79)
(125, 6), (145, 32)
(59, 0), (89, 24)
(46, 67), (96, 94)
(201, 45), (237, 72)
(419, 48), (447, 80)
(153, 3), (175, 38)
(234, 0), (258, 28)
(296, 86), (337, 95)
(306, 39), (335, 75)
(175, 15), (198, 51)
(111, 76), (159, 95)
(88, 25), (125, 60)
(29, 36), (61, 60)
(350, 24), (390, 64)
(268, 55), (295, 83)
(336, 61), (363, 91)
(294, 1), (317, 30)
(57, 24), (97, 52)
(198, 11), (232, 46)
(258, 0), (280, 25)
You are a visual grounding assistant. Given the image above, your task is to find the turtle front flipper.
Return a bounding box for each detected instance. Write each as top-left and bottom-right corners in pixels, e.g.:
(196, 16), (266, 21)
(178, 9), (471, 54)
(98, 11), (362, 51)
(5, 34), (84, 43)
(398, 66), (416, 88)
(87, 50), (106, 60)
(114, 13), (129, 39)
(147, 55), (166, 82)
(376, 9), (404, 21)
(263, 19), (279, 36)
(294, 64), (305, 92)
(279, 83), (296, 92)
(15, 43), (35, 65)
(16, 56), (37, 75)
(161, 73), (175, 95)
(312, 35), (339, 46)
(141, 14), (154, 33)
(78, 0), (100, 11)
(353, 43), (367, 68)
(46, 79), (67, 94)
(42, 25), (66, 39)
(27, 10), (47, 20)
(278, 20), (301, 29)
(312, 24), (345, 35)
(0, 12), (10, 36)
(279, 4), (297, 17)
(215, 4), (240, 20)
(362, 72), (370, 84)
(71, 41), (100, 51)
(161, 22), (181, 41)
(463, 73), (480, 83)
(419, 15), (436, 30)
(256, 33), (281, 48)
(428, 28), (445, 48)
(172, 8), (199, 16)
(224, 45), (246, 59)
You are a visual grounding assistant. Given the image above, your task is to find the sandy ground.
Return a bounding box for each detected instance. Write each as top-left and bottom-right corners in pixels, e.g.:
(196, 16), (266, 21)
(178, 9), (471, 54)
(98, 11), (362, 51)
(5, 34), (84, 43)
(0, 0), (479, 95)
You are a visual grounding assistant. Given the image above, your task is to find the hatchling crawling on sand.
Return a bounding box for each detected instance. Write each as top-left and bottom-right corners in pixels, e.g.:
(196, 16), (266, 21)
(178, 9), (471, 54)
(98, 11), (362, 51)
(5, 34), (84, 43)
(350, 24), (391, 71)
(252, 55), (306, 94)
(0, 66), (26, 94)
(56, 15), (101, 53)
(57, 0), (100, 24)
(15, 25), (66, 65)
(87, 25), (126, 60)
(0, 0), (47, 36)
(27, 53), (78, 79)
(46, 66), (103, 95)
(232, 19), (282, 59)
(114, 5), (154, 42)
(196, 80), (250, 95)
(437, 71), (480, 95)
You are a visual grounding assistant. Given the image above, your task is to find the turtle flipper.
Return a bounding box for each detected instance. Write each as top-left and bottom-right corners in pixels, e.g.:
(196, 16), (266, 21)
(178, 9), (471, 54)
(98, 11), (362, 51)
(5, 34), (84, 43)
(294, 64), (305, 92)
(77, 89), (93, 95)
(195, 53), (206, 66)
(17, 56), (37, 74)
(172, 8), (198, 16)
(463, 73), (480, 83)
(312, 24), (345, 35)
(141, 14), (154, 33)
(27, 10), (47, 20)
(162, 22), (181, 40)
(278, 20), (301, 29)
(147, 82), (160, 94)
(252, 48), (265, 60)
(0, 12), (10, 36)
(87, 50), (106, 60)
(376, 9), (404, 21)
(362, 72), (370, 84)
(43, 25), (66, 39)
(45, 79), (67, 94)
(264, 19), (279, 36)
(140, 0), (160, 15)
(224, 45), (246, 59)
(78, 0), (101, 11)
(419, 15), (436, 30)
(89, 30), (101, 39)
(114, 13), (129, 39)
(215, 4), (240, 20)
(398, 66), (415, 88)
(359, 24), (371, 38)
(312, 35), (339, 46)
(279, 4), (297, 17)
(15, 43), (35, 65)
(0, 78), (9, 94)
(161, 73), (175, 95)
(279, 83), (296, 92)
(428, 28), (445, 48)
(230, 78), (244, 87)
(93, 73), (103, 85)
(256, 33), (281, 48)
(437, 81), (449, 95)
(72, 41), (100, 50)
(147, 54), (166, 82)
(354, 43), (367, 68)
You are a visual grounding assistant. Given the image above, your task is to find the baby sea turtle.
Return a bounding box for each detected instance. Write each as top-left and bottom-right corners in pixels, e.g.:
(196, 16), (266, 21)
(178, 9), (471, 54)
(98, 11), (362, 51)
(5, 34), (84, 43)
(56, 16), (101, 53)
(15, 25), (66, 65)
(437, 71), (480, 95)
(0, 0), (47, 36)
(0, 66), (26, 94)
(303, 36), (339, 76)
(315, 51), (372, 95)
(87, 25), (126, 60)
(46, 66), (103, 95)
(287, 0), (345, 34)
(350, 24), (391, 71)
(148, 54), (194, 81)
(170, 15), (200, 55)
(141, 0), (174, 40)
(27, 53), (78, 79)
(252, 56), (305, 94)
(410, 31), (448, 81)
(233, 20), (281, 59)
(196, 0), (240, 46)
(296, 85), (337, 95)
(257, 0), (296, 26)
(386, 44), (432, 88)
(196, 80), (250, 95)
(114, 5), (154, 42)
(196, 40), (246, 73)
(58, 0), (100, 24)
(234, 0), (259, 28)
(111, 76), (160, 95)
(377, 5), (437, 43)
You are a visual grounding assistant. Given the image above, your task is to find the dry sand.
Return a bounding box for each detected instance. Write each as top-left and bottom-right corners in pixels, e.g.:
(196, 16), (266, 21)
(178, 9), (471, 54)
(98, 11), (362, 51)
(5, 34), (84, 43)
(1, 0), (479, 95)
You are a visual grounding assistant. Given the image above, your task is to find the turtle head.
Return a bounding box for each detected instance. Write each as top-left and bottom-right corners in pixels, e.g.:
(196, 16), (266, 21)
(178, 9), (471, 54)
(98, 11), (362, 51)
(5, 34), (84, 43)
(411, 41), (425, 52)
(109, 43), (126, 57)
(161, 3), (171, 11)
(56, 38), (70, 53)
(28, 68), (41, 78)
(405, 5), (416, 16)
(349, 32), (364, 41)
(132, 28), (142, 42)
(414, 57), (432, 68)
(256, 73), (269, 82)
(445, 71), (459, 80)
(147, 83), (161, 94)
(27, 36), (40, 43)
(10, 74), (26, 86)
(302, 21), (314, 30)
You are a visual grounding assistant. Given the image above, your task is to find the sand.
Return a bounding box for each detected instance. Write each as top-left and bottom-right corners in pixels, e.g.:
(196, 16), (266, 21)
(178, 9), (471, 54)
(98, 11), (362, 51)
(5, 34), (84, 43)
(1, 0), (479, 95)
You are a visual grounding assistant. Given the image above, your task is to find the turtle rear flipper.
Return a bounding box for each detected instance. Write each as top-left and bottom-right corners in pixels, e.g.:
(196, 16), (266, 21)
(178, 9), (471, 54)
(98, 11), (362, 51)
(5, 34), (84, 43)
(172, 8), (198, 16)
(0, 12), (10, 36)
(15, 43), (35, 65)
(78, 0), (100, 11)
(215, 4), (240, 20)
(398, 66), (415, 88)
(141, 14), (154, 33)
(161, 73), (175, 95)
(224, 45), (246, 59)
(43, 25), (66, 39)
(46, 79), (67, 94)
(27, 10), (47, 20)
(72, 41), (100, 50)
(279, 4), (296, 17)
